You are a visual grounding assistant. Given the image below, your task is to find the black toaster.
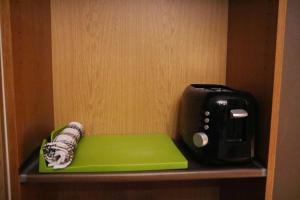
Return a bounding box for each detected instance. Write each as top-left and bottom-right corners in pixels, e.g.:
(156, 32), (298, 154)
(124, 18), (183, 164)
(179, 84), (257, 164)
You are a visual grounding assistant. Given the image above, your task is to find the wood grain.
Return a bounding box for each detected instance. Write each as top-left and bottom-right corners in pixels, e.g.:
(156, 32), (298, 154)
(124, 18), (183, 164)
(265, 0), (287, 199)
(51, 0), (228, 137)
(10, 0), (54, 164)
(0, 0), (21, 198)
(0, 134), (6, 200)
(226, 0), (279, 165)
(1, 0), (285, 199)
(0, 19), (7, 200)
(270, 0), (300, 199)
(0, 63), (7, 200)
(1, 0), (54, 199)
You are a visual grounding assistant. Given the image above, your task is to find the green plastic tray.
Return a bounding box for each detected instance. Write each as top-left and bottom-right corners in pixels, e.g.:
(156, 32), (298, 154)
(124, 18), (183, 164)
(39, 128), (188, 173)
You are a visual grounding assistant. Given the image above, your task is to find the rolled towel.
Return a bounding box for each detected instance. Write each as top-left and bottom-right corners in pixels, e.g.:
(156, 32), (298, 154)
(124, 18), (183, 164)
(68, 121), (84, 136)
(43, 122), (84, 169)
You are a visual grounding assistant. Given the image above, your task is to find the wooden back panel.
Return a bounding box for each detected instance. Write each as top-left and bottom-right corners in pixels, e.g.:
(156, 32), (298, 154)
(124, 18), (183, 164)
(51, 0), (228, 137)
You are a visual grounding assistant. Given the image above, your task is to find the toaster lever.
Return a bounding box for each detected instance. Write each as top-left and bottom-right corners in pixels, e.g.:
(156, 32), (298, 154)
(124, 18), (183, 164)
(230, 109), (248, 118)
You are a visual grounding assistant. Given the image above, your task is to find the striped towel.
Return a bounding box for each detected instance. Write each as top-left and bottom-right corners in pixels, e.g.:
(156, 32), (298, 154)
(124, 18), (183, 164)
(43, 122), (84, 169)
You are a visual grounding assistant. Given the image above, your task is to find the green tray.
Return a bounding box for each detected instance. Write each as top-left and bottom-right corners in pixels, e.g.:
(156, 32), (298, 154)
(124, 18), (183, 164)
(39, 128), (188, 173)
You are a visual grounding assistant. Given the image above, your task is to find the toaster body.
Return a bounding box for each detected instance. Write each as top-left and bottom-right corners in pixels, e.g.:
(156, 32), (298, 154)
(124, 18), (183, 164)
(179, 84), (257, 164)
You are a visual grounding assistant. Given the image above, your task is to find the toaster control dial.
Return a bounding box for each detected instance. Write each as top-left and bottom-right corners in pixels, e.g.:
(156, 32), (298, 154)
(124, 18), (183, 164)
(193, 132), (208, 148)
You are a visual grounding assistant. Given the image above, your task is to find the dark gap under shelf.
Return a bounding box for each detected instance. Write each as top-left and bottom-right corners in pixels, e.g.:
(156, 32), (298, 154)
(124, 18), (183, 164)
(19, 140), (266, 183)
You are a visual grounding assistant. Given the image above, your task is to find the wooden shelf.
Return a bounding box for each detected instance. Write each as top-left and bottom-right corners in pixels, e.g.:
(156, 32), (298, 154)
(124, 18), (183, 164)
(19, 142), (266, 183)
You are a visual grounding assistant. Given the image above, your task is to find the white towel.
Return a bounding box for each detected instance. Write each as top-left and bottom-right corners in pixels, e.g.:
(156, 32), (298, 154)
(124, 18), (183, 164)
(43, 122), (84, 169)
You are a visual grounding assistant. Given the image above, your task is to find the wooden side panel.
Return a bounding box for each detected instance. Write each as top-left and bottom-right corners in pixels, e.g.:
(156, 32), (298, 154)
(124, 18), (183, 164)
(1, 0), (21, 198)
(0, 20), (7, 200)
(0, 34), (7, 199)
(226, 0), (279, 164)
(272, 0), (300, 199)
(0, 134), (6, 199)
(9, 0), (54, 164)
(265, 0), (287, 199)
(1, 0), (54, 199)
(22, 182), (219, 200)
(51, 0), (228, 137)
(0, 82), (7, 200)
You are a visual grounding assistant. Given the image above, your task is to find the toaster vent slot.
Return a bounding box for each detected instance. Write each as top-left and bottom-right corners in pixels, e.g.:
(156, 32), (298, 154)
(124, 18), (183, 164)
(227, 118), (246, 142)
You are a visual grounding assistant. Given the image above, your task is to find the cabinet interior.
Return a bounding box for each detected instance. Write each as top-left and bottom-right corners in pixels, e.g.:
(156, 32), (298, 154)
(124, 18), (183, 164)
(5, 0), (279, 199)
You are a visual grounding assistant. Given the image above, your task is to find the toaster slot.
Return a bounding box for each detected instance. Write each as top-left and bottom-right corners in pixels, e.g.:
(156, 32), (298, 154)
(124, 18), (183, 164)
(227, 118), (246, 142)
(226, 109), (248, 142)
